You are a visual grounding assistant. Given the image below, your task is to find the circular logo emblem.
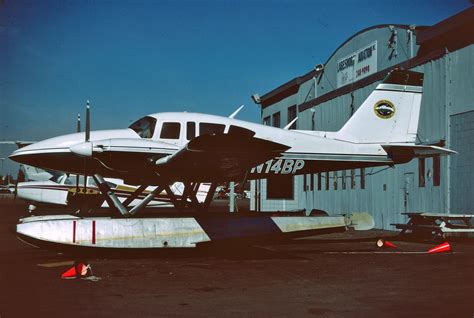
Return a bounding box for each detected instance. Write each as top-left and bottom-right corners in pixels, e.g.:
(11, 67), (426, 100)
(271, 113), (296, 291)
(374, 100), (396, 119)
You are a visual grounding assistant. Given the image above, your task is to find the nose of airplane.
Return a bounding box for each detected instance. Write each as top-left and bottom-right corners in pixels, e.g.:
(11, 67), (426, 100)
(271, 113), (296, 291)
(9, 132), (85, 166)
(9, 129), (139, 173)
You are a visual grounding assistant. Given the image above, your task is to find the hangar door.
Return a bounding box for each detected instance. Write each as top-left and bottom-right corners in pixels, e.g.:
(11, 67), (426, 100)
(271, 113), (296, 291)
(450, 110), (474, 214)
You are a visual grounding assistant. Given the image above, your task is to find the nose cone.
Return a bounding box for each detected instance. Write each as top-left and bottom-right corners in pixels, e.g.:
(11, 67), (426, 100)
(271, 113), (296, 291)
(10, 133), (84, 168)
(9, 129), (137, 173)
(10, 132), (85, 166)
(69, 142), (93, 157)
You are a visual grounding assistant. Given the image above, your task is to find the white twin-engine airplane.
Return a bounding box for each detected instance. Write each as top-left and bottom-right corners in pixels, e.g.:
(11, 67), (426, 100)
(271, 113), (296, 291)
(9, 69), (455, 250)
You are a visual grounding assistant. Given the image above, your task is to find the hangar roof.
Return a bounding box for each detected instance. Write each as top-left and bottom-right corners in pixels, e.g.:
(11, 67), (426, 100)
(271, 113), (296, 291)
(259, 6), (474, 111)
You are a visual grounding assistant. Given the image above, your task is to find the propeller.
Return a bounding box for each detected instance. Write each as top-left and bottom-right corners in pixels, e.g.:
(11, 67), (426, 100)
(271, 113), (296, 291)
(82, 101), (91, 213)
(76, 112), (81, 194)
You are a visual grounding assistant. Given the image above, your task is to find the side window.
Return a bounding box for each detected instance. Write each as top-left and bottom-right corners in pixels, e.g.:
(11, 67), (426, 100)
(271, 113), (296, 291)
(199, 123), (225, 136)
(272, 112), (281, 128)
(106, 181), (117, 189)
(64, 176), (75, 185)
(187, 122), (196, 140)
(66, 175), (85, 186)
(287, 105), (297, 129)
(160, 122), (181, 139)
(87, 177), (97, 187)
(263, 116), (271, 126)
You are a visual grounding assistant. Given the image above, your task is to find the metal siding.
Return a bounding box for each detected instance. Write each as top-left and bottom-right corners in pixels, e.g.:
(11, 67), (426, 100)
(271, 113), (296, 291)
(450, 110), (474, 214)
(449, 45), (474, 115)
(254, 30), (472, 229)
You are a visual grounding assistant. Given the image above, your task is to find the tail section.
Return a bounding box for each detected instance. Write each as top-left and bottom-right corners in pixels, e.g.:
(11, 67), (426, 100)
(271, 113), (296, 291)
(336, 70), (423, 144)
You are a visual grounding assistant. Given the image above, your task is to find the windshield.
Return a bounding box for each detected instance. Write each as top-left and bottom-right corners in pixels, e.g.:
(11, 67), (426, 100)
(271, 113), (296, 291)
(129, 116), (157, 138)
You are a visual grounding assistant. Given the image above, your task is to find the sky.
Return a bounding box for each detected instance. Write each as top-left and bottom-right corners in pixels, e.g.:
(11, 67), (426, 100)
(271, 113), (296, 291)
(0, 0), (471, 177)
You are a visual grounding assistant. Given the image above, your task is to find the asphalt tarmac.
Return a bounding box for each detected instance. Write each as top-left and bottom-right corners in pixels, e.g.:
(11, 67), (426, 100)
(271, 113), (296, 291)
(0, 195), (473, 318)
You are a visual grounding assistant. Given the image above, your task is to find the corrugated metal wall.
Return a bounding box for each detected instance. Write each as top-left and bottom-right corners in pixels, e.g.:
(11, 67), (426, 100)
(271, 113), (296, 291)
(253, 21), (474, 229)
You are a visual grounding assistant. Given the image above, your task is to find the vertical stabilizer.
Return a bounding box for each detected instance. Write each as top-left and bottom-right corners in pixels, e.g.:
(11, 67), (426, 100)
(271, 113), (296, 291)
(336, 70), (423, 144)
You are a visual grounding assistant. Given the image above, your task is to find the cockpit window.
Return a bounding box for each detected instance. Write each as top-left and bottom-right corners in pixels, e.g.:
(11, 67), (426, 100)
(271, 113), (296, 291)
(199, 123), (225, 136)
(160, 122), (181, 139)
(129, 116), (157, 139)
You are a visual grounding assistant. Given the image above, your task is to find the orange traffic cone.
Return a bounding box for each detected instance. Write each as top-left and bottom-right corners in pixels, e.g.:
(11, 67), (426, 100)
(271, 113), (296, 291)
(61, 262), (89, 279)
(428, 241), (451, 254)
(376, 239), (397, 248)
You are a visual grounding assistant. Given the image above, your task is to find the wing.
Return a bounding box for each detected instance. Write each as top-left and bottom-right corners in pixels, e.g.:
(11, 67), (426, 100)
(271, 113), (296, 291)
(155, 133), (290, 182)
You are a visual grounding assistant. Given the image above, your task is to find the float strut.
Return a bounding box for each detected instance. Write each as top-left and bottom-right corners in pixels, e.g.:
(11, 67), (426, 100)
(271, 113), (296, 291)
(129, 186), (163, 216)
(163, 185), (183, 212)
(93, 174), (129, 216)
(122, 185), (147, 208)
(202, 183), (217, 211)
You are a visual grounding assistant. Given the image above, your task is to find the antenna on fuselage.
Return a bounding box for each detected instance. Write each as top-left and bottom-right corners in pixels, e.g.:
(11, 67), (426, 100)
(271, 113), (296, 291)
(283, 117), (298, 130)
(229, 105), (244, 119)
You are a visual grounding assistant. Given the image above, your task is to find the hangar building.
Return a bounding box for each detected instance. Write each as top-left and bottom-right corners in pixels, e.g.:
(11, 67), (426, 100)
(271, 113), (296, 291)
(250, 7), (474, 229)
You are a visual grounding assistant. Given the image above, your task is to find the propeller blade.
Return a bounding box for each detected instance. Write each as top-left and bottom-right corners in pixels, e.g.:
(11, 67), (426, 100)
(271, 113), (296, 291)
(82, 100), (91, 214)
(85, 100), (90, 142)
(77, 113), (81, 133)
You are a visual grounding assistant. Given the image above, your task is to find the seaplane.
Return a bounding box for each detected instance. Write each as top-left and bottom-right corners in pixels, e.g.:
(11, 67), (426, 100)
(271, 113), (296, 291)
(10, 69), (455, 250)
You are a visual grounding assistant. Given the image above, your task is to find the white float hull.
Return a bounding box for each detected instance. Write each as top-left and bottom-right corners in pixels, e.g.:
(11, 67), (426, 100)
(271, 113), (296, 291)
(17, 214), (350, 249)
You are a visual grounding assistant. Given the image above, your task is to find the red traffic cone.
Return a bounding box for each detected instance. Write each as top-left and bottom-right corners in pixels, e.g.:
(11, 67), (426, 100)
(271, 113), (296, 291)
(428, 241), (451, 254)
(61, 263), (89, 279)
(376, 239), (397, 248)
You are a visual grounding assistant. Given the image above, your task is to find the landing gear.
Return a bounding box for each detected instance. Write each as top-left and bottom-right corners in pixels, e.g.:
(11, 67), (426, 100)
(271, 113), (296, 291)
(92, 174), (217, 217)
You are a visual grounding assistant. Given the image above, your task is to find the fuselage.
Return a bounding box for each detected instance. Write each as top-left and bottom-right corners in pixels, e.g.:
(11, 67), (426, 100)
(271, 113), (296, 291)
(10, 112), (391, 183)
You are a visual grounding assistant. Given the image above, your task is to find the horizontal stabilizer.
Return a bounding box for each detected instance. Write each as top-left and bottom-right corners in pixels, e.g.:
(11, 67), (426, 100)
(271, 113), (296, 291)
(382, 144), (457, 162)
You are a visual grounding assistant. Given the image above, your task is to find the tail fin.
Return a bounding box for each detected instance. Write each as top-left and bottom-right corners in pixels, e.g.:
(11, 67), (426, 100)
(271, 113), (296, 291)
(336, 70), (423, 144)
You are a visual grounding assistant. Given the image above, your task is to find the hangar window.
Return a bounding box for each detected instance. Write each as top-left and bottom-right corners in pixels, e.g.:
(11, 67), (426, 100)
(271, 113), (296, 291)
(317, 173), (322, 191)
(272, 112), (281, 128)
(263, 116), (271, 126)
(325, 172), (330, 190)
(418, 158), (425, 187)
(342, 170), (347, 190)
(186, 122), (196, 140)
(433, 156), (441, 186)
(267, 175), (293, 200)
(333, 171), (338, 190)
(350, 169), (356, 189)
(287, 105), (297, 130)
(310, 174), (314, 191)
(129, 116), (157, 139)
(303, 174), (307, 192)
(199, 123), (225, 136)
(160, 122), (181, 139)
(360, 168), (366, 189)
